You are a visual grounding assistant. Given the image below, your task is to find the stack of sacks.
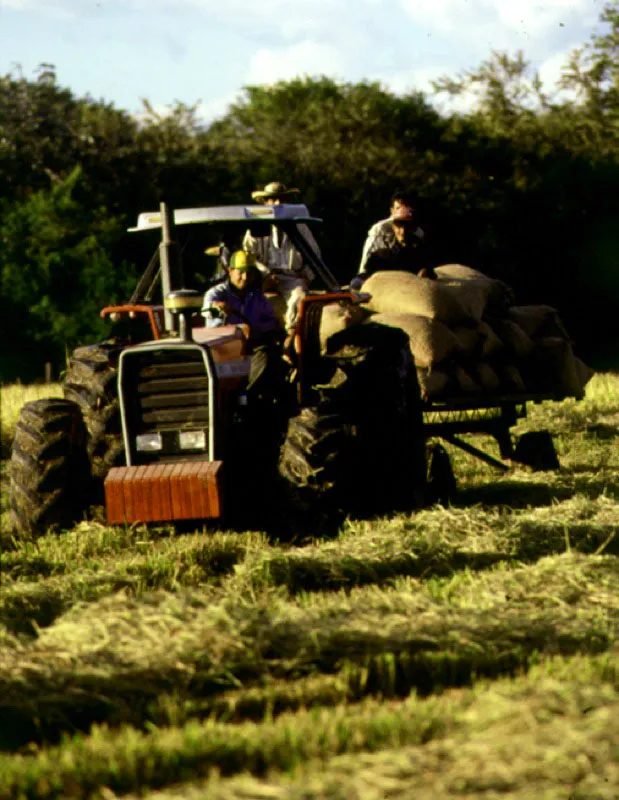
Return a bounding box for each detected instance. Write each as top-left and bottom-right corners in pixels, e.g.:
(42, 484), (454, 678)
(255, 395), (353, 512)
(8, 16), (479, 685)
(352, 267), (592, 402)
(506, 305), (593, 397)
(319, 301), (372, 353)
(434, 263), (515, 320)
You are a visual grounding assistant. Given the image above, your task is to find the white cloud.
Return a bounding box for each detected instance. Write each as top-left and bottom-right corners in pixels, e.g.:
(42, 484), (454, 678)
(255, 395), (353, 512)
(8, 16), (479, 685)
(247, 41), (347, 85)
(1, 0), (603, 117)
(493, 0), (593, 37)
(379, 46), (582, 115)
(397, 0), (462, 34)
(125, 0), (345, 38)
(205, 0), (598, 112)
(1, 0), (37, 7)
(538, 49), (568, 88)
(537, 47), (580, 102)
(198, 90), (243, 122)
(381, 63), (484, 112)
(385, 65), (443, 96)
(2, 0), (74, 17)
(131, 102), (175, 125)
(398, 0), (597, 53)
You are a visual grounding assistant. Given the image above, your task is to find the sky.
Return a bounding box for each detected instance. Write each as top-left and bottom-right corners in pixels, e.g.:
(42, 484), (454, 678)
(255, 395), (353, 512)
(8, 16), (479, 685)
(0, 0), (606, 121)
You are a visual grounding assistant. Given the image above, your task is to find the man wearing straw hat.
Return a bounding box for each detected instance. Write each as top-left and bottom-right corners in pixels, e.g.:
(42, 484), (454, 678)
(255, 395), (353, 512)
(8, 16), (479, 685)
(243, 181), (321, 332)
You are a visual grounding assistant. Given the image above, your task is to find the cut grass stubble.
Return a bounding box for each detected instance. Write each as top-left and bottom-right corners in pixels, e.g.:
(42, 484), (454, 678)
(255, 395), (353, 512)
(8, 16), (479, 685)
(0, 374), (618, 798)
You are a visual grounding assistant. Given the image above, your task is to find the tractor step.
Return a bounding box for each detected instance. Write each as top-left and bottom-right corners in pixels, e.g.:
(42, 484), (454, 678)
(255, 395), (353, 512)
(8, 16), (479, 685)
(105, 461), (223, 524)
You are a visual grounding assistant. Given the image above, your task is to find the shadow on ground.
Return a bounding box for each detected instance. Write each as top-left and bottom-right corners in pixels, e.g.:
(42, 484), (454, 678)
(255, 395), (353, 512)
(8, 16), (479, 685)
(457, 472), (619, 509)
(584, 423), (619, 440)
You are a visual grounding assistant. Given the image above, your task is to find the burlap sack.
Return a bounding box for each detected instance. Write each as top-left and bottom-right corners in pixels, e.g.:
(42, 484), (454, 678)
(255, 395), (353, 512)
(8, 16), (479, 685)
(507, 305), (570, 341)
(369, 312), (461, 368)
(496, 363), (527, 393)
(435, 264), (489, 281)
(416, 367), (450, 400)
(491, 319), (535, 359)
(435, 264), (515, 317)
(472, 362), (501, 392)
(477, 321), (505, 359)
(452, 324), (482, 358)
(574, 357), (595, 394)
(319, 302), (371, 352)
(436, 278), (489, 320)
(454, 365), (483, 395)
(361, 270), (473, 324)
(524, 337), (587, 397)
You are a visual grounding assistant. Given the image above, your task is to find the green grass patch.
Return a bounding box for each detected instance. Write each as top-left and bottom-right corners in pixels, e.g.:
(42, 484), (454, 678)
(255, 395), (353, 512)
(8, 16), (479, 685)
(0, 553), (617, 749)
(1, 653), (617, 800)
(0, 373), (618, 797)
(0, 382), (63, 458)
(1, 527), (268, 639)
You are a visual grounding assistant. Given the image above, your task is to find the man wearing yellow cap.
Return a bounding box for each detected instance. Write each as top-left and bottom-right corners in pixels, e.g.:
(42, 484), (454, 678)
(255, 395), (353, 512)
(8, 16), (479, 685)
(202, 249), (278, 333)
(202, 250), (285, 406)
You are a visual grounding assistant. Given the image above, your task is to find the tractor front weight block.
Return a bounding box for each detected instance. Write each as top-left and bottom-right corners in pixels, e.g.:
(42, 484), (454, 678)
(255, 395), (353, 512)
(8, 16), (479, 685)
(104, 461), (223, 524)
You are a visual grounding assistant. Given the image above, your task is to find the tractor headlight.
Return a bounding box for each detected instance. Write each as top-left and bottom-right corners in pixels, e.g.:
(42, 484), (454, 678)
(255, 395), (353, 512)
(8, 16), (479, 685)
(136, 432), (163, 452)
(178, 430), (206, 450)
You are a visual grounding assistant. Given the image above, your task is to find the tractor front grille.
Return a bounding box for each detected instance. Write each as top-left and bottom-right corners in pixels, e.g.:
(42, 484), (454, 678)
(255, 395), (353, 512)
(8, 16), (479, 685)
(119, 344), (215, 464)
(137, 357), (210, 427)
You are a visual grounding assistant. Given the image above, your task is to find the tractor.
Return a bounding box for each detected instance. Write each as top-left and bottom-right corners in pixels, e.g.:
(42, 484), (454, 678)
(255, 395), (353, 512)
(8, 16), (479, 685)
(9, 202), (428, 537)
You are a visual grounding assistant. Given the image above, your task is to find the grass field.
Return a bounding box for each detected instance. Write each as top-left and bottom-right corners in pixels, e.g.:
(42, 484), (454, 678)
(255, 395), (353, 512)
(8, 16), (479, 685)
(1, 374), (618, 799)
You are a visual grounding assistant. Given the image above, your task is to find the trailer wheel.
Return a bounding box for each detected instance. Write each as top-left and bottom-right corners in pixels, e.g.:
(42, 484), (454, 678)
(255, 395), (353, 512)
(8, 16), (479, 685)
(63, 342), (124, 492)
(426, 441), (457, 506)
(512, 430), (560, 470)
(10, 399), (91, 538)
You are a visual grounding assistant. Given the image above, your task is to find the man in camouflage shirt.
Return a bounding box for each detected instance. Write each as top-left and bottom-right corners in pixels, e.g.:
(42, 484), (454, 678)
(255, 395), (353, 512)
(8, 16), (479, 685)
(351, 190), (434, 288)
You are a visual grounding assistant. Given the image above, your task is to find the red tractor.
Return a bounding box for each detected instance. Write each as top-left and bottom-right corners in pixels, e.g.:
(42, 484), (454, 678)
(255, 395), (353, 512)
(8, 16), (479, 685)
(9, 202), (427, 536)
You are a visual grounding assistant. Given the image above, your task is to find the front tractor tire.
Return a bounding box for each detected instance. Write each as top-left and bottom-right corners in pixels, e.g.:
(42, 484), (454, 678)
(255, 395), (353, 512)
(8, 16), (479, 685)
(278, 404), (349, 525)
(63, 343), (124, 487)
(278, 322), (427, 528)
(10, 399), (91, 538)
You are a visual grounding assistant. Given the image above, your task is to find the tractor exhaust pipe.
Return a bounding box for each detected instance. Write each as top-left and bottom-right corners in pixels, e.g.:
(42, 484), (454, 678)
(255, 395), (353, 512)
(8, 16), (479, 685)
(159, 201), (183, 332)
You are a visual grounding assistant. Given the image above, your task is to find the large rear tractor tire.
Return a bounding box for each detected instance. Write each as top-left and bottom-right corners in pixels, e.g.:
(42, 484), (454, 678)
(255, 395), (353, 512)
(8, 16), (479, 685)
(63, 343), (124, 490)
(10, 399), (91, 538)
(278, 323), (427, 531)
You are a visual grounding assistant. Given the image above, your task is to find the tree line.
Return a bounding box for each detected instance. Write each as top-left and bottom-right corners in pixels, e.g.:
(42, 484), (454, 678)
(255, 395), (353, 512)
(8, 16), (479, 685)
(1, 2), (618, 381)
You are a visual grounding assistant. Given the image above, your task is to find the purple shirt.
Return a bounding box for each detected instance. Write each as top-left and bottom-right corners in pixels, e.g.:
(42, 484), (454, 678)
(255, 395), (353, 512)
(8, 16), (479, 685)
(202, 280), (278, 333)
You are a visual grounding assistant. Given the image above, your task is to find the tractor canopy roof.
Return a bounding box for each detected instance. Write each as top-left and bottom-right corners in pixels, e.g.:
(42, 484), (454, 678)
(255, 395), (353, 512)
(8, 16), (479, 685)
(128, 204), (321, 232)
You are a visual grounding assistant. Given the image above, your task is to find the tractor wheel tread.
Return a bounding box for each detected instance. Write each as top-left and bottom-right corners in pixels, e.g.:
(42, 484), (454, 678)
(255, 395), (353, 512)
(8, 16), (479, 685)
(63, 343), (124, 485)
(284, 423), (344, 458)
(278, 322), (428, 526)
(14, 425), (81, 462)
(9, 399), (91, 537)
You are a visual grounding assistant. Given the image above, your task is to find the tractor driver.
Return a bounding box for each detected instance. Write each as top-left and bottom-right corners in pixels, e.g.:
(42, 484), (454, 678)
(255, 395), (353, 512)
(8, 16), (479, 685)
(202, 250), (286, 405)
(202, 249), (278, 334)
